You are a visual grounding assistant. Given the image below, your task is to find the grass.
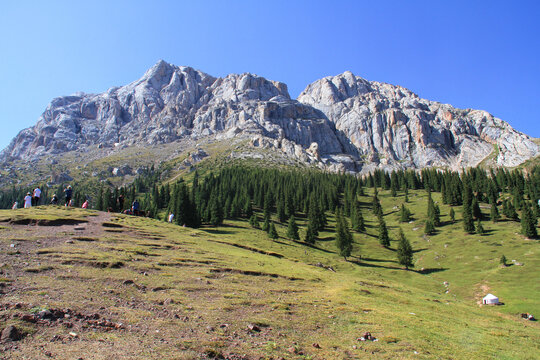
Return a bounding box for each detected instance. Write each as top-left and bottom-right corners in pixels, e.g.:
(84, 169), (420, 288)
(0, 189), (538, 359)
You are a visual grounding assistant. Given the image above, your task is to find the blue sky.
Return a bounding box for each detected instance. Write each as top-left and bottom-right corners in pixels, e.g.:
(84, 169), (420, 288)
(1, 0), (539, 151)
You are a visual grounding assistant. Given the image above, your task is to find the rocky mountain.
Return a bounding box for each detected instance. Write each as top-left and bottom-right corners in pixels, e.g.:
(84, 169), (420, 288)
(1, 60), (538, 173)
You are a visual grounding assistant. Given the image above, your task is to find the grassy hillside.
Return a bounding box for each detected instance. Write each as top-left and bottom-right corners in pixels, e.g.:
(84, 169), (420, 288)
(0, 188), (538, 359)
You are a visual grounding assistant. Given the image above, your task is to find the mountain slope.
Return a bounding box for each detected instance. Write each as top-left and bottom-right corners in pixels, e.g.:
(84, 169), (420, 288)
(1, 61), (537, 175)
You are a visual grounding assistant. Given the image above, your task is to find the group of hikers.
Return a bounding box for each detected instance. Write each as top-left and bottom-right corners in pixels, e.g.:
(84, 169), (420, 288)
(13, 185), (73, 209)
(13, 186), (141, 216)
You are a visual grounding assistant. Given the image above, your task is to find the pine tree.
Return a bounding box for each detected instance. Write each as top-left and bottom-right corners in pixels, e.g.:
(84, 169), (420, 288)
(424, 219), (435, 235)
(378, 215), (390, 247)
(449, 208), (455, 223)
(521, 203), (538, 239)
(249, 214), (260, 229)
(462, 199), (475, 234)
(209, 193), (224, 226)
(476, 219), (485, 235)
(397, 228), (414, 269)
(304, 223), (316, 244)
(277, 201), (287, 223)
(472, 198), (482, 220)
(262, 215), (270, 232)
(268, 223), (279, 240)
(286, 215), (300, 240)
(335, 210), (353, 260)
(399, 204), (411, 223)
(500, 254), (507, 266)
(351, 202), (366, 232)
(490, 202), (500, 223)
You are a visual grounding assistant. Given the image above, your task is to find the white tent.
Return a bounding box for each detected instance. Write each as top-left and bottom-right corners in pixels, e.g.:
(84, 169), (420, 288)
(483, 293), (499, 305)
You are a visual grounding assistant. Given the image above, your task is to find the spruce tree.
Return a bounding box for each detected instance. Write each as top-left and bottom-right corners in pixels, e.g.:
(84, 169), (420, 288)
(476, 219), (485, 235)
(472, 198), (482, 220)
(262, 214), (270, 232)
(287, 215), (300, 240)
(304, 223), (316, 244)
(209, 193), (224, 226)
(462, 201), (475, 234)
(399, 204), (411, 223)
(378, 215), (390, 247)
(335, 210), (353, 260)
(249, 214), (260, 229)
(351, 202), (366, 232)
(268, 223), (279, 240)
(449, 207), (455, 223)
(500, 254), (507, 266)
(424, 219), (435, 235)
(490, 202), (500, 223)
(521, 203), (537, 239)
(277, 201), (287, 223)
(397, 228), (414, 269)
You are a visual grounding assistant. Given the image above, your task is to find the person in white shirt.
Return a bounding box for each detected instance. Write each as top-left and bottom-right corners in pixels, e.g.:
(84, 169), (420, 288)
(12, 201), (18, 210)
(168, 213), (174, 223)
(33, 187), (41, 206)
(24, 193), (32, 208)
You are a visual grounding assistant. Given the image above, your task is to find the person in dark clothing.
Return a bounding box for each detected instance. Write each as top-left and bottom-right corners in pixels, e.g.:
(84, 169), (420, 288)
(64, 185), (73, 206)
(50, 194), (59, 205)
(132, 199), (140, 216)
(118, 195), (125, 212)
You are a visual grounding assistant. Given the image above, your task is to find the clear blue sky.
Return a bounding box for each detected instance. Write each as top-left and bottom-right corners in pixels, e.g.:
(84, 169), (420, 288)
(1, 0), (539, 151)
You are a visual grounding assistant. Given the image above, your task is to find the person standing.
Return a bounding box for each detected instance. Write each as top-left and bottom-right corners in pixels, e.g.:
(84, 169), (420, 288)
(118, 194), (125, 212)
(168, 213), (174, 223)
(82, 200), (89, 209)
(33, 186), (41, 206)
(12, 201), (18, 209)
(64, 185), (73, 206)
(132, 199), (140, 216)
(24, 192), (32, 208)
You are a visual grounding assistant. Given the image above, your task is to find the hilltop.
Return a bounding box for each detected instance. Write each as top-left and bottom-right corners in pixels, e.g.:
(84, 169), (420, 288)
(0, 171), (538, 359)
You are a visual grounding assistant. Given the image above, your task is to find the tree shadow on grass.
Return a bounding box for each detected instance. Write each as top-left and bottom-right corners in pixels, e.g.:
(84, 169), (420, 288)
(416, 267), (448, 274)
(290, 239), (336, 254)
(412, 248), (428, 253)
(360, 256), (398, 264)
(202, 229), (236, 235)
(348, 258), (402, 270)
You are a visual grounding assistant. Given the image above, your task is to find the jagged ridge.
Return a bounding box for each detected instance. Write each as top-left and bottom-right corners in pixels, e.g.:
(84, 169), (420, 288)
(1, 60), (538, 172)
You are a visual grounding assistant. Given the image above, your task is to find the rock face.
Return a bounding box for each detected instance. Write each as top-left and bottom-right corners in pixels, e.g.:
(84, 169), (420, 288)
(298, 71), (538, 170)
(1, 61), (537, 172)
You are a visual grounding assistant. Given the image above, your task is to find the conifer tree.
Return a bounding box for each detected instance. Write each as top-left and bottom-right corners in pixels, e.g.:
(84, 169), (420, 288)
(490, 202), (500, 223)
(378, 215), (390, 247)
(521, 203), (537, 239)
(397, 228), (414, 269)
(472, 198), (482, 220)
(476, 219), (485, 235)
(424, 219), (435, 235)
(351, 202), (366, 232)
(277, 201), (287, 223)
(287, 215), (300, 240)
(209, 193), (224, 226)
(268, 223), (278, 240)
(262, 215), (270, 232)
(500, 254), (507, 266)
(304, 223), (316, 244)
(335, 210), (353, 260)
(249, 214), (259, 229)
(399, 204), (411, 223)
(449, 208), (455, 223)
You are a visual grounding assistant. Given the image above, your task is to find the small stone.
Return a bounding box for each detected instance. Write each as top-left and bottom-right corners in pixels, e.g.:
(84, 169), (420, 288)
(247, 324), (261, 332)
(65, 240), (74, 244)
(312, 343), (321, 348)
(69, 332), (78, 338)
(1, 325), (22, 342)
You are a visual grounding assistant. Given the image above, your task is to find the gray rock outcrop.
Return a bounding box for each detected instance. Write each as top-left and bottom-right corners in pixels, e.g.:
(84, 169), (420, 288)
(1, 61), (537, 172)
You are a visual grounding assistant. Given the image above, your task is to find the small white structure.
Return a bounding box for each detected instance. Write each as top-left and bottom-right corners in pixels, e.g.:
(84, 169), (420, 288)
(483, 293), (499, 305)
